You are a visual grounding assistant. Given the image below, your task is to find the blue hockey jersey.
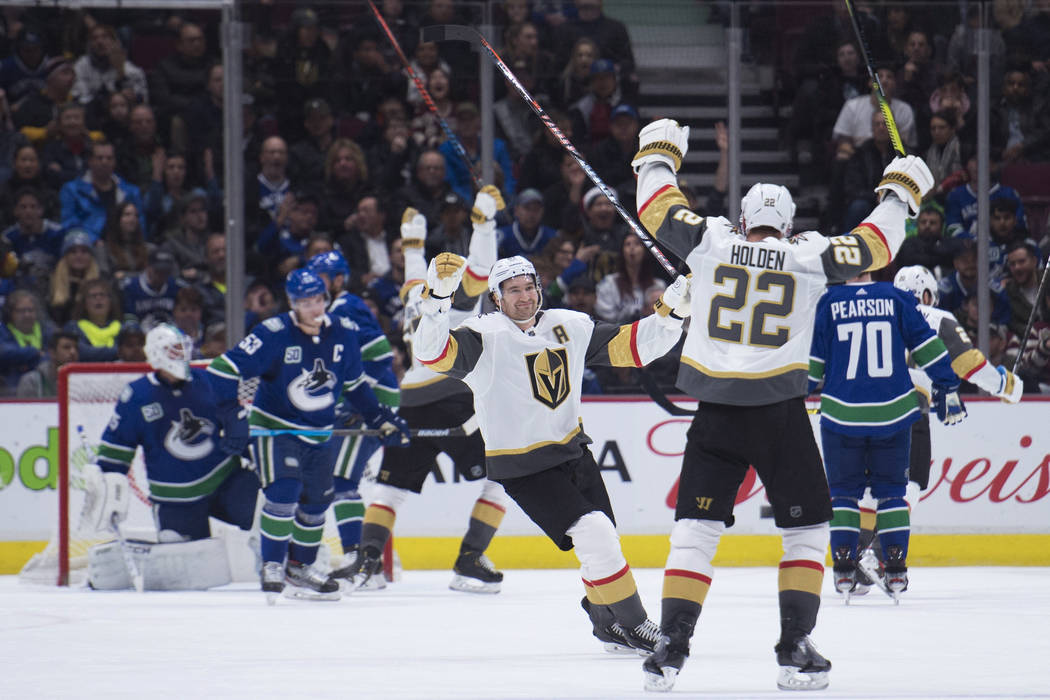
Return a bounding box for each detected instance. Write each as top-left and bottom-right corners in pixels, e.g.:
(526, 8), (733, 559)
(808, 282), (958, 436)
(207, 312), (380, 443)
(329, 291), (399, 408)
(97, 367), (240, 502)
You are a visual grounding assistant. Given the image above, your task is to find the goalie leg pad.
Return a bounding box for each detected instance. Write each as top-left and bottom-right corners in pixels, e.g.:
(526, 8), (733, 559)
(89, 538), (232, 590)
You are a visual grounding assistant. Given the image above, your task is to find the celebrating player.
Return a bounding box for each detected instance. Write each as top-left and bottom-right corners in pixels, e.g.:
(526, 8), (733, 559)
(632, 117), (933, 690)
(87, 324), (259, 590)
(207, 268), (409, 602)
(348, 191), (510, 594)
(808, 271), (965, 603)
(306, 249), (400, 590)
(413, 250), (690, 653)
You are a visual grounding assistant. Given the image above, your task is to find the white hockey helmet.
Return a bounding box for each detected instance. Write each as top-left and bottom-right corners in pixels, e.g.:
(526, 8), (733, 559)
(894, 265), (939, 306)
(145, 323), (193, 381)
(739, 183), (796, 237)
(488, 255), (539, 301)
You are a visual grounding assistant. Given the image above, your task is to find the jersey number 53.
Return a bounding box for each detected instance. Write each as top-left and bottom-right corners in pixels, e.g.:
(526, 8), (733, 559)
(708, 265), (797, 348)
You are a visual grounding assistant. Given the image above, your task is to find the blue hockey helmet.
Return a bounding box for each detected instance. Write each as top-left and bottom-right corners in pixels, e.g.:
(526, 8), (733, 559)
(285, 268), (327, 302)
(307, 250), (351, 280)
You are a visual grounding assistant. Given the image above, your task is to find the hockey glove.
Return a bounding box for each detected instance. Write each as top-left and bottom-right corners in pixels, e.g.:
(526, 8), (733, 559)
(653, 274), (692, 321)
(632, 118), (690, 173)
(874, 155), (934, 216)
(83, 468), (130, 532)
(364, 406), (411, 447)
(422, 252), (468, 314)
(993, 365), (1023, 404)
(400, 207), (427, 250)
(470, 185), (505, 226)
(932, 385), (968, 426)
(217, 402), (250, 455)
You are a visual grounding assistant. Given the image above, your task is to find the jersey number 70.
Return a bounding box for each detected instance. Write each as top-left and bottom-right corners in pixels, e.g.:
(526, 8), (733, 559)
(707, 265), (797, 348)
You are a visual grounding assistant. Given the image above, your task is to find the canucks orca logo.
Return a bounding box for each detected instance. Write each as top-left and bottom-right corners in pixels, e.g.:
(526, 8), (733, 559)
(525, 348), (571, 409)
(288, 359), (337, 412)
(163, 408), (216, 461)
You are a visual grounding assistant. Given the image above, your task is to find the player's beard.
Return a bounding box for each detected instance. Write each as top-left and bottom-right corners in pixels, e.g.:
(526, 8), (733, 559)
(503, 293), (540, 324)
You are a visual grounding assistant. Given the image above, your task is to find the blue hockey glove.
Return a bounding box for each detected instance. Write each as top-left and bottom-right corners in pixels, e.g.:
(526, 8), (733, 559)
(217, 402), (250, 454)
(932, 385), (967, 426)
(334, 402), (363, 428)
(365, 406), (411, 447)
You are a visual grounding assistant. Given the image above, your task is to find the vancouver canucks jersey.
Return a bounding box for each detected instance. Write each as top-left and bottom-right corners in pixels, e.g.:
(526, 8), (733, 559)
(909, 303), (1002, 408)
(97, 368), (239, 503)
(635, 160), (910, 406)
(414, 307), (682, 479)
(808, 282), (957, 436)
(207, 312), (374, 443)
(329, 291), (399, 407)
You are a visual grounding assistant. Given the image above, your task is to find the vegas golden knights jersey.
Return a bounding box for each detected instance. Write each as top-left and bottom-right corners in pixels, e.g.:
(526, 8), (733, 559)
(413, 308), (683, 479)
(635, 161), (910, 406)
(909, 303), (1001, 410)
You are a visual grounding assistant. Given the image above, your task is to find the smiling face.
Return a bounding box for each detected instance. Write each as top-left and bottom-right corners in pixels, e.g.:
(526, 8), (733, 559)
(498, 274), (541, 325)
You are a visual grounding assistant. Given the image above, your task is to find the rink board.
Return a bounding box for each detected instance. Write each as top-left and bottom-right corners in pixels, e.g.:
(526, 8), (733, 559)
(1, 396), (1048, 571)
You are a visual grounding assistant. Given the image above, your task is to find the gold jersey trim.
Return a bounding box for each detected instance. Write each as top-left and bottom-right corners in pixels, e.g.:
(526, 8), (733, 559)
(485, 422), (582, 457)
(638, 183), (690, 234)
(951, 348), (987, 379)
(681, 354), (808, 379)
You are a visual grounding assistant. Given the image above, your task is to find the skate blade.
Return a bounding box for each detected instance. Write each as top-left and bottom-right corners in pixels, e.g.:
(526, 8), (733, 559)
(449, 574), (500, 594)
(282, 586), (341, 601)
(602, 642), (637, 655)
(265, 592), (280, 606)
(341, 575), (386, 592)
(643, 667), (678, 692)
(776, 667), (829, 691)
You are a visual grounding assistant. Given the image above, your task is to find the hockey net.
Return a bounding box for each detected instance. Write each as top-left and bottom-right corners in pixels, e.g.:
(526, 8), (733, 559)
(19, 361), (396, 586)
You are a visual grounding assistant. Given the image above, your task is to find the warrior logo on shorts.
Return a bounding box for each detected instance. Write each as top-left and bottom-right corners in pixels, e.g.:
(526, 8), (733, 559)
(524, 347), (570, 409)
(288, 359), (338, 412)
(164, 408), (216, 461)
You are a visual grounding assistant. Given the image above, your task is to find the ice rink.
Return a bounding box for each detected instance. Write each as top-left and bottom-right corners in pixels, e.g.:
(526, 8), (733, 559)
(4, 566), (1049, 699)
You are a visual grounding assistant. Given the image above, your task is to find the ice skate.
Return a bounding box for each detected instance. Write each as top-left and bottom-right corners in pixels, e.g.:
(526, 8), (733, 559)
(330, 546), (386, 591)
(261, 561), (285, 606)
(883, 545), (908, 605)
(831, 547), (859, 605)
(449, 550), (503, 594)
(775, 636), (831, 690)
(642, 612), (694, 692)
(283, 561), (341, 601)
(620, 618), (661, 655)
(344, 545), (384, 591)
(580, 598), (634, 654)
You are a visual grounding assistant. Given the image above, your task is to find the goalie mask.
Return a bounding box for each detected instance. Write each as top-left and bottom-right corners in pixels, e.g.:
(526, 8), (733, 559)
(740, 183), (796, 237)
(894, 265), (939, 306)
(145, 324), (193, 381)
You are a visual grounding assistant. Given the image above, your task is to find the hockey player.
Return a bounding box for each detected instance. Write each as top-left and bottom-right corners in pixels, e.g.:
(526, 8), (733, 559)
(87, 324), (259, 590)
(348, 189), (511, 595)
(808, 272), (966, 604)
(306, 250), (399, 589)
(631, 117), (934, 691)
(207, 268), (410, 602)
(413, 251), (691, 653)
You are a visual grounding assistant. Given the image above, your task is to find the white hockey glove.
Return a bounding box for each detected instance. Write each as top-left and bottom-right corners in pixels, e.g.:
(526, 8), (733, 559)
(421, 252), (468, 314)
(993, 365), (1023, 404)
(653, 274), (692, 321)
(400, 207), (427, 251)
(467, 186), (503, 276)
(84, 468), (131, 532)
(632, 118), (690, 173)
(874, 155), (934, 216)
(932, 385), (968, 426)
(470, 185), (505, 227)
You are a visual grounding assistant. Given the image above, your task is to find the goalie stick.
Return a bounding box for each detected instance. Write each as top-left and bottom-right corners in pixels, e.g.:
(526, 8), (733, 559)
(422, 24), (679, 278)
(843, 0), (906, 157)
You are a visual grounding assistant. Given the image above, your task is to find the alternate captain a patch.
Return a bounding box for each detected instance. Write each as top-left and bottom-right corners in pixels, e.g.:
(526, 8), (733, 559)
(525, 347), (570, 409)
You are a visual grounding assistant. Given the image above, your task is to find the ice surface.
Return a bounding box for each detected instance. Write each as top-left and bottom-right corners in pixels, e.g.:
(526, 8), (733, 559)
(3, 566), (1049, 699)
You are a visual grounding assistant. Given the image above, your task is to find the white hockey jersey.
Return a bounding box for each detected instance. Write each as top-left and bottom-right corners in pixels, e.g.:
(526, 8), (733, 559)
(413, 307), (683, 478)
(909, 303), (1002, 408)
(635, 161), (910, 405)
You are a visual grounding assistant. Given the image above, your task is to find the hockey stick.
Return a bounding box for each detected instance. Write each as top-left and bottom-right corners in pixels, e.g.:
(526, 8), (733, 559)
(422, 24), (679, 278)
(250, 423), (476, 438)
(368, 1), (483, 191)
(1011, 253), (1050, 373)
(110, 513), (145, 593)
(843, 0), (906, 157)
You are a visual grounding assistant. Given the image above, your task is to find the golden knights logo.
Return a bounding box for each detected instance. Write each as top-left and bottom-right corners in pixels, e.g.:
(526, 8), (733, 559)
(524, 348), (570, 409)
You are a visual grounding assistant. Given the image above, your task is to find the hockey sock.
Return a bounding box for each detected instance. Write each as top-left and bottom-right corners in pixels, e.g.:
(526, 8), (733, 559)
(569, 511), (646, 628)
(584, 566), (647, 628)
(460, 482), (506, 554)
(259, 500), (295, 564)
(829, 496), (861, 561)
(661, 519), (720, 633)
(875, 497), (910, 562)
(360, 504), (395, 554)
(778, 524), (826, 644)
(331, 481), (364, 553)
(288, 505), (326, 566)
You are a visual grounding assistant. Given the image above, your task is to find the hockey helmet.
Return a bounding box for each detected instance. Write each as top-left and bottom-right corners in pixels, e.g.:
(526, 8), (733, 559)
(307, 250), (351, 282)
(145, 323), (193, 381)
(285, 268), (327, 302)
(740, 183), (795, 237)
(488, 255), (539, 301)
(894, 265), (939, 306)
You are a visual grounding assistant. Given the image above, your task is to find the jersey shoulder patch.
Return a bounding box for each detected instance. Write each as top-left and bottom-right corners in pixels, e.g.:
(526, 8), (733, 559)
(119, 385), (134, 403)
(339, 316), (360, 331)
(262, 316), (285, 332)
